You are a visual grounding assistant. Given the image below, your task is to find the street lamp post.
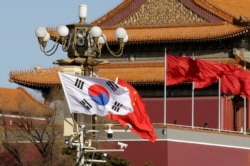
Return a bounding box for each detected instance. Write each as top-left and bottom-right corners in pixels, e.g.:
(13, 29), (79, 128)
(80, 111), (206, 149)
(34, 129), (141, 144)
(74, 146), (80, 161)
(35, 4), (128, 74)
(35, 4), (128, 165)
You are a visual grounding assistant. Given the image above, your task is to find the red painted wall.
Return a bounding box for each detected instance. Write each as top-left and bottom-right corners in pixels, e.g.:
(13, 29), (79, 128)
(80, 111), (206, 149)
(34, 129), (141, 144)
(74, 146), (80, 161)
(168, 141), (249, 166)
(144, 97), (219, 128)
(112, 141), (168, 166)
(117, 141), (250, 166)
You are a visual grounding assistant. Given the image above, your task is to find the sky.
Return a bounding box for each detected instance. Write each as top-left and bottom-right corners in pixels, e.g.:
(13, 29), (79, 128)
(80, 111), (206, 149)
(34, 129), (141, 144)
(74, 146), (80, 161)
(0, 0), (122, 98)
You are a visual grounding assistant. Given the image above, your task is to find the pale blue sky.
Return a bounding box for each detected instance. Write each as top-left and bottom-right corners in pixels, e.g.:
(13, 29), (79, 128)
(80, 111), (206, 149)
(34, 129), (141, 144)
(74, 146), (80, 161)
(0, 0), (122, 91)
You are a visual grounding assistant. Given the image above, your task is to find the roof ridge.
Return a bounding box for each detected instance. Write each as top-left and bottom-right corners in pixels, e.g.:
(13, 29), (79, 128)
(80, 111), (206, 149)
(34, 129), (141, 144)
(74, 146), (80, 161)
(10, 67), (62, 76)
(193, 0), (234, 23)
(180, 0), (223, 23)
(92, 0), (136, 25)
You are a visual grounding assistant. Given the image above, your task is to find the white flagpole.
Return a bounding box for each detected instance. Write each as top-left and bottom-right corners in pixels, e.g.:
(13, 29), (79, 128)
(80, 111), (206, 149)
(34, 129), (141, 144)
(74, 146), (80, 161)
(218, 78), (221, 132)
(244, 95), (246, 135)
(164, 48), (167, 126)
(192, 53), (195, 128)
(192, 82), (194, 128)
(218, 57), (221, 132)
(162, 48), (167, 135)
(244, 58), (246, 135)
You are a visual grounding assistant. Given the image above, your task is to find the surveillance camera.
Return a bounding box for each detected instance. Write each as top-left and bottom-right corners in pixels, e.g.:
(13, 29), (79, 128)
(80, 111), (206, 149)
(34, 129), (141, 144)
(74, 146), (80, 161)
(125, 123), (132, 131)
(79, 124), (85, 130)
(102, 153), (108, 160)
(65, 139), (69, 145)
(118, 142), (128, 149)
(65, 139), (74, 149)
(107, 128), (113, 138)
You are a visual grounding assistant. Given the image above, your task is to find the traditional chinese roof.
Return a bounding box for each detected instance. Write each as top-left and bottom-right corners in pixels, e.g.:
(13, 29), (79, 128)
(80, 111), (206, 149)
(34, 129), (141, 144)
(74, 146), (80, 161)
(0, 87), (52, 116)
(93, 0), (250, 26)
(9, 67), (63, 88)
(47, 0), (250, 43)
(9, 58), (238, 89)
(10, 0), (250, 88)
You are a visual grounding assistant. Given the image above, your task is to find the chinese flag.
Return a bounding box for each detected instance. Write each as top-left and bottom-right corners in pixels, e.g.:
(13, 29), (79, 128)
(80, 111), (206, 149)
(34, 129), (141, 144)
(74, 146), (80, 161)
(107, 78), (157, 142)
(221, 67), (250, 97)
(166, 55), (198, 85)
(193, 59), (237, 88)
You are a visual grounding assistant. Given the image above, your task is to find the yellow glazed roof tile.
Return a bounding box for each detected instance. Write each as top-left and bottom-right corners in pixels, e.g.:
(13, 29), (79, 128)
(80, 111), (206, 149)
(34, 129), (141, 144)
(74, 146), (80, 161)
(0, 87), (52, 116)
(9, 59), (238, 88)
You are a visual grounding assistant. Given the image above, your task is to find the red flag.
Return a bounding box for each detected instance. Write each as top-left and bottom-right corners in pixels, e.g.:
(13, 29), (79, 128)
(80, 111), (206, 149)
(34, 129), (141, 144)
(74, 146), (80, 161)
(193, 59), (237, 88)
(221, 69), (241, 95)
(238, 69), (250, 97)
(166, 55), (240, 89)
(166, 55), (198, 85)
(166, 54), (250, 97)
(107, 78), (157, 142)
(221, 67), (250, 97)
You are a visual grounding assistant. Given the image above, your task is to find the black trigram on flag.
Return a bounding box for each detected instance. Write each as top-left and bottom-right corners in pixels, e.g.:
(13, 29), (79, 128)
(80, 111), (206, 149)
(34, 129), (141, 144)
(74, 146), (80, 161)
(106, 81), (119, 91)
(75, 78), (84, 90)
(80, 99), (92, 111)
(112, 101), (123, 112)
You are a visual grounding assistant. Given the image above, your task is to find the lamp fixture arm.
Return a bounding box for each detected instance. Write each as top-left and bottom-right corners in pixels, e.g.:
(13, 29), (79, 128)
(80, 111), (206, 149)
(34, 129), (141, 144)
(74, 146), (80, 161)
(91, 38), (103, 58)
(104, 41), (124, 57)
(61, 32), (74, 52)
(40, 41), (60, 56)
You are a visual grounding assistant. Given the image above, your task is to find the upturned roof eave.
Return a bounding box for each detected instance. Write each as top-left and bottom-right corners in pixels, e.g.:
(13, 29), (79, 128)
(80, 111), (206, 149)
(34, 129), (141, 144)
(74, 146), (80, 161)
(194, 0), (250, 24)
(47, 23), (249, 44)
(9, 58), (239, 89)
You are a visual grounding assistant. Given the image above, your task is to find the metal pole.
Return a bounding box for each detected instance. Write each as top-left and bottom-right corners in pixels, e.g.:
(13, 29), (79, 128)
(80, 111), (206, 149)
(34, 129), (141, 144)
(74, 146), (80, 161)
(164, 48), (167, 126)
(191, 53), (195, 129)
(76, 124), (85, 165)
(218, 57), (221, 132)
(244, 96), (247, 135)
(76, 61), (90, 165)
(162, 48), (167, 135)
(218, 79), (221, 132)
(192, 82), (194, 128)
(244, 51), (247, 135)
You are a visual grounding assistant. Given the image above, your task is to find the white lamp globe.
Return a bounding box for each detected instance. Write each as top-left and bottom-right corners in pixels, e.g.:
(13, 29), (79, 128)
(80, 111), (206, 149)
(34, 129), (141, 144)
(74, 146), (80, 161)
(35, 27), (47, 38)
(123, 34), (128, 42)
(98, 34), (106, 44)
(43, 32), (50, 42)
(90, 26), (102, 38)
(115, 27), (127, 39)
(57, 25), (69, 37)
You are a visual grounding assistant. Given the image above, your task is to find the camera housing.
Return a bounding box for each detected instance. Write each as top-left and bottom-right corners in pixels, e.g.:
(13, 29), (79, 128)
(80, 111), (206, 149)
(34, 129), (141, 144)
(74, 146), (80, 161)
(118, 142), (128, 149)
(107, 127), (113, 138)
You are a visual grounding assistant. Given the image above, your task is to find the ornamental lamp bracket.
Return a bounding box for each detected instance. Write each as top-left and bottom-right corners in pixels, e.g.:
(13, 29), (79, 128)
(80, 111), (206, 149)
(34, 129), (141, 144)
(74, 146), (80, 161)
(35, 4), (128, 64)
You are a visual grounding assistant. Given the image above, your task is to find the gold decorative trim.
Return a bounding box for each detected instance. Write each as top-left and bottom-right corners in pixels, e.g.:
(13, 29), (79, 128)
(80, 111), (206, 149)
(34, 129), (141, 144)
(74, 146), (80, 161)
(118, 0), (206, 26)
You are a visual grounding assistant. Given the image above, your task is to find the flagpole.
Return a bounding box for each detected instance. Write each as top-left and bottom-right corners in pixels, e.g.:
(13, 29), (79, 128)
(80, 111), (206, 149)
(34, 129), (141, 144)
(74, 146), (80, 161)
(191, 53), (195, 129)
(59, 72), (85, 165)
(192, 82), (194, 128)
(164, 48), (167, 126)
(162, 48), (167, 135)
(218, 78), (221, 132)
(218, 57), (221, 132)
(244, 96), (246, 135)
(244, 57), (246, 135)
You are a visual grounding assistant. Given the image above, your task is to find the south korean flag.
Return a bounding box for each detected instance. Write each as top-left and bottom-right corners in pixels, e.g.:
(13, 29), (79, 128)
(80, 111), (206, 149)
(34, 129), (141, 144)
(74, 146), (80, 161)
(59, 72), (133, 116)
